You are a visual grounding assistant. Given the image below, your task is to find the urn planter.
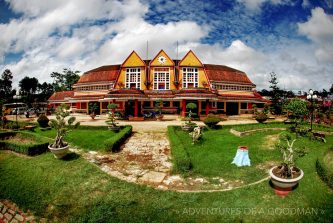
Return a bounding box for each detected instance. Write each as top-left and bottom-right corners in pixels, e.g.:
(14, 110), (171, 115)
(48, 144), (69, 159)
(269, 166), (304, 189)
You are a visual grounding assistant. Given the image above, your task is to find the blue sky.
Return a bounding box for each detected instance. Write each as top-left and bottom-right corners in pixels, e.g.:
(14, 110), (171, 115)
(0, 0), (332, 91)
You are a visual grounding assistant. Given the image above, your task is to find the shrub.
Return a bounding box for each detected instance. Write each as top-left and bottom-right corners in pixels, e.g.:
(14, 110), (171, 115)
(167, 126), (192, 173)
(316, 149), (333, 188)
(0, 131), (50, 155)
(255, 113), (268, 123)
(203, 114), (221, 128)
(37, 114), (50, 128)
(104, 125), (132, 152)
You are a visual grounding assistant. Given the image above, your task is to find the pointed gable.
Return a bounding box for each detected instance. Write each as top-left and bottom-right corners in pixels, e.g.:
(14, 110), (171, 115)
(179, 50), (203, 67)
(122, 51), (146, 67)
(150, 50), (174, 66)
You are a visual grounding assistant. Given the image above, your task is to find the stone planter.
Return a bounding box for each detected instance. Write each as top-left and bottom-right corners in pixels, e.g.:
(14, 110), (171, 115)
(269, 166), (304, 189)
(48, 144), (69, 159)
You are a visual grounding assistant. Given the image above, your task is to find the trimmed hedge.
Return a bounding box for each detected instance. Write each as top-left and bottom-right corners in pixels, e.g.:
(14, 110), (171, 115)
(203, 114), (221, 128)
(316, 149), (333, 189)
(167, 126), (192, 173)
(104, 125), (132, 152)
(0, 131), (50, 156)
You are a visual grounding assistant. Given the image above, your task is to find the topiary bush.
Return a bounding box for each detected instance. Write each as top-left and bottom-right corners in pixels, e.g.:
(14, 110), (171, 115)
(37, 114), (49, 128)
(203, 114), (221, 128)
(255, 113), (268, 123)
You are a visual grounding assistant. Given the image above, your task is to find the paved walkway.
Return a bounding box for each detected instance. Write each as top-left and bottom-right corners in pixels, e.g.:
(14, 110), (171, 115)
(0, 200), (36, 223)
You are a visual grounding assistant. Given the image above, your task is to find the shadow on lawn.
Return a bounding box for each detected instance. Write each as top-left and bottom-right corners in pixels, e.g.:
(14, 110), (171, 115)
(61, 152), (80, 161)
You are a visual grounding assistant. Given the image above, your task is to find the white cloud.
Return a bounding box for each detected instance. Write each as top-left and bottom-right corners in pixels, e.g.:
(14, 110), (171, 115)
(237, 0), (293, 11)
(0, 0), (332, 93)
(298, 7), (333, 63)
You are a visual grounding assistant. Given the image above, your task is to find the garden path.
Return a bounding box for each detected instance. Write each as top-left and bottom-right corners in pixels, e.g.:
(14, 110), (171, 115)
(75, 130), (271, 192)
(0, 200), (38, 223)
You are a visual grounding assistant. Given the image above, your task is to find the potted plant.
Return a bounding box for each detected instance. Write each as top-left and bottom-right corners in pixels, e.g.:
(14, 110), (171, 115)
(106, 103), (120, 132)
(269, 132), (305, 189)
(181, 103), (198, 131)
(48, 104), (80, 159)
(154, 99), (164, 121)
(89, 103), (99, 120)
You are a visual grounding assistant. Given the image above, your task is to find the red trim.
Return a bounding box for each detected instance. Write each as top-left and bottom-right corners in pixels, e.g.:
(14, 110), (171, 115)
(205, 100), (210, 115)
(181, 99), (186, 117)
(134, 100), (138, 117)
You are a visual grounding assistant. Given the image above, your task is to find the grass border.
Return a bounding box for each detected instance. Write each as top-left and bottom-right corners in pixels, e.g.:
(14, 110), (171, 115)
(104, 125), (132, 152)
(167, 126), (192, 173)
(316, 148), (333, 188)
(0, 131), (50, 156)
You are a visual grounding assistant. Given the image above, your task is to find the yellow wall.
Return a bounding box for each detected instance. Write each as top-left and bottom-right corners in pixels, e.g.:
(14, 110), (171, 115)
(116, 67), (146, 90)
(150, 50), (174, 67)
(179, 50), (203, 67)
(116, 50), (209, 90)
(179, 68), (209, 88)
(149, 67), (176, 90)
(122, 51), (145, 67)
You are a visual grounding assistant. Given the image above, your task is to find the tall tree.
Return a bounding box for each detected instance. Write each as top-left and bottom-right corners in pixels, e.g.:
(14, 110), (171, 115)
(330, 84), (333, 94)
(37, 82), (54, 101)
(51, 68), (80, 91)
(19, 76), (39, 95)
(19, 76), (39, 105)
(0, 69), (14, 102)
(269, 72), (283, 115)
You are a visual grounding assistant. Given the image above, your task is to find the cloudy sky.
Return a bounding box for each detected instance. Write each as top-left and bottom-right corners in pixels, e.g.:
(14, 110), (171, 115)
(0, 0), (332, 91)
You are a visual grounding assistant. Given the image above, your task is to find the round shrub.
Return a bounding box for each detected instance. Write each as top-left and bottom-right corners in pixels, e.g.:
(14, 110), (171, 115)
(203, 114), (221, 128)
(255, 113), (268, 123)
(37, 114), (49, 127)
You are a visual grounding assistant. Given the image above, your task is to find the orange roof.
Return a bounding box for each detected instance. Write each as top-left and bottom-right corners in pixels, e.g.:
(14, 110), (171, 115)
(48, 91), (74, 101)
(77, 65), (120, 84)
(204, 64), (254, 85)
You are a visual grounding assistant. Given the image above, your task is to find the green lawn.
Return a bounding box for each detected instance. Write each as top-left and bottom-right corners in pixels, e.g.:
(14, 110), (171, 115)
(34, 126), (125, 152)
(0, 124), (333, 222)
(231, 122), (333, 133)
(169, 126), (283, 183)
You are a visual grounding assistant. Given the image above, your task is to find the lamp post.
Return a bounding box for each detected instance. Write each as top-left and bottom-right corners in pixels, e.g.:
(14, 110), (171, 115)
(13, 90), (21, 129)
(306, 89), (317, 131)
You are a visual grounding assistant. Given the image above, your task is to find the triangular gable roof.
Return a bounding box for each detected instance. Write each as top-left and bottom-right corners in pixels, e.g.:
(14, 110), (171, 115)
(122, 51), (146, 67)
(179, 50), (203, 67)
(150, 49), (174, 66)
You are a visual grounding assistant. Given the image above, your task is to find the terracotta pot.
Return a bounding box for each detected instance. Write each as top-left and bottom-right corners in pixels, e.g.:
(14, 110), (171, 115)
(48, 144), (69, 159)
(269, 166), (304, 189)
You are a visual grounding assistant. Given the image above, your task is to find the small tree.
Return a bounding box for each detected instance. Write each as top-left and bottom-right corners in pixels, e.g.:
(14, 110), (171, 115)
(274, 132), (306, 179)
(49, 104), (80, 148)
(154, 99), (163, 117)
(186, 103), (197, 122)
(89, 103), (99, 119)
(284, 98), (308, 131)
(106, 103), (118, 127)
